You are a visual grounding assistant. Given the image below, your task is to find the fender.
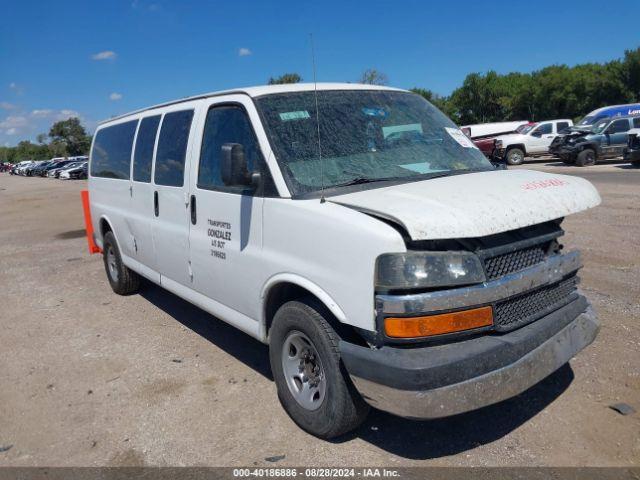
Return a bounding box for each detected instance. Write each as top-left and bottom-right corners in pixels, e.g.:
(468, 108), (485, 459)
(506, 143), (527, 154)
(260, 273), (347, 339)
(96, 214), (119, 251)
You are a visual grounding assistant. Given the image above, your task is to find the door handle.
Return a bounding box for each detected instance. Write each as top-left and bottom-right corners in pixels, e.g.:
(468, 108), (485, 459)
(154, 191), (159, 217)
(190, 195), (197, 225)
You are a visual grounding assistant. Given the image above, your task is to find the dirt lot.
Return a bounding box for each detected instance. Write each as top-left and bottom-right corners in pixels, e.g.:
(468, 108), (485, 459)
(0, 161), (638, 467)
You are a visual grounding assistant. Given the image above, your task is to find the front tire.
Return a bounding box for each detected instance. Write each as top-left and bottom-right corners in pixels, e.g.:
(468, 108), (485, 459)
(102, 231), (140, 295)
(575, 149), (596, 167)
(506, 147), (525, 165)
(269, 297), (369, 439)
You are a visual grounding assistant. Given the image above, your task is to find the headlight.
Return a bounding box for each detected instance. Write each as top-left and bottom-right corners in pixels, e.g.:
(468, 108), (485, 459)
(375, 251), (486, 290)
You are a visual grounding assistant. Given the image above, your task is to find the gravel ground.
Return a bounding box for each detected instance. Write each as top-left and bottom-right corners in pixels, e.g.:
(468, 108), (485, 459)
(0, 162), (638, 467)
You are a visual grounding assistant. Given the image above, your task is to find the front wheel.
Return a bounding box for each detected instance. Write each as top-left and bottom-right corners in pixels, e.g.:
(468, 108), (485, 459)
(506, 148), (525, 165)
(269, 298), (369, 439)
(575, 149), (596, 167)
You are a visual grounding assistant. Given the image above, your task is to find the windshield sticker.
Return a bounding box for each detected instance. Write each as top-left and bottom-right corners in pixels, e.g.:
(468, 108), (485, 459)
(279, 111), (310, 121)
(382, 123), (423, 139)
(445, 127), (478, 149)
(362, 107), (388, 118)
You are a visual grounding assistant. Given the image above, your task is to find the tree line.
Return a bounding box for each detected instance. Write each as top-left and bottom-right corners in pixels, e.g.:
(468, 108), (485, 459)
(271, 47), (640, 125)
(3, 47), (638, 162)
(0, 118), (91, 163)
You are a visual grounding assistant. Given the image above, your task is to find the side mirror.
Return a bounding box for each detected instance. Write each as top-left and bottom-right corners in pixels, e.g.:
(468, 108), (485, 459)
(531, 130), (542, 137)
(221, 143), (260, 188)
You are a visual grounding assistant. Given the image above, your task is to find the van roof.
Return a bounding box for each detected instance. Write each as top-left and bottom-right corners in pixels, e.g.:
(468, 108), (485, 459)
(100, 83), (404, 125)
(587, 103), (640, 115)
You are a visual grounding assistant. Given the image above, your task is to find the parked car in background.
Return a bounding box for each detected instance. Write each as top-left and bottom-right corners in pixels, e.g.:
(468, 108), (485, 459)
(493, 119), (573, 165)
(48, 161), (84, 178)
(550, 115), (640, 166)
(462, 121), (533, 159)
(27, 160), (55, 176)
(460, 121), (530, 139)
(39, 160), (76, 176)
(16, 161), (37, 175)
(59, 162), (88, 180)
(576, 103), (640, 128)
(623, 128), (640, 167)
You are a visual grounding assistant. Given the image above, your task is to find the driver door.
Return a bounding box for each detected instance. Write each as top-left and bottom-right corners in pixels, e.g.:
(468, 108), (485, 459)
(603, 119), (631, 158)
(528, 122), (554, 153)
(188, 96), (267, 325)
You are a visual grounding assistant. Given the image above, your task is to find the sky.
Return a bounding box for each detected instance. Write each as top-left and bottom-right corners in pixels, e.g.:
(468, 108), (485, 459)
(1, 0), (639, 146)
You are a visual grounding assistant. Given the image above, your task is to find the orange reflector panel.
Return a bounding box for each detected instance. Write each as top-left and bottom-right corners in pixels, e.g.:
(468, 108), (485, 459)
(384, 306), (493, 338)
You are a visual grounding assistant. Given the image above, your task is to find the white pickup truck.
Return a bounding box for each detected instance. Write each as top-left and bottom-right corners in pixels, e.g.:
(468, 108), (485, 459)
(495, 119), (573, 165)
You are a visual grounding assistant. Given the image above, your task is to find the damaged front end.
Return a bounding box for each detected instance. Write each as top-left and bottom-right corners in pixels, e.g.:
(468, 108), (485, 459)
(340, 220), (600, 419)
(549, 128), (593, 160)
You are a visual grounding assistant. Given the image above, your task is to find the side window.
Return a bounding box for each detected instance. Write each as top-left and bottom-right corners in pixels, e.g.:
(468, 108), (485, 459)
(633, 117), (640, 128)
(533, 123), (552, 135)
(132, 115), (161, 183)
(556, 122), (569, 133)
(90, 120), (138, 179)
(198, 105), (262, 193)
(154, 110), (194, 187)
(608, 119), (630, 134)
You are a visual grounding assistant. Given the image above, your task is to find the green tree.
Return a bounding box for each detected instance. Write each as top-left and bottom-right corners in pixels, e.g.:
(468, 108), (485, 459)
(359, 69), (388, 85)
(48, 117), (91, 156)
(268, 73), (302, 84)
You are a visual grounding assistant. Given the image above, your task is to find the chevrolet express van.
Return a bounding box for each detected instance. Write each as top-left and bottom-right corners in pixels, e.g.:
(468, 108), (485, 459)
(89, 83), (601, 439)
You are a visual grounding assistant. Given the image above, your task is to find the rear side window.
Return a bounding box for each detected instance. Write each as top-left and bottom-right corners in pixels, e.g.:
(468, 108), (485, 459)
(133, 115), (161, 183)
(90, 120), (138, 179)
(198, 105), (262, 193)
(154, 110), (194, 187)
(608, 119), (630, 134)
(633, 118), (640, 128)
(556, 122), (569, 132)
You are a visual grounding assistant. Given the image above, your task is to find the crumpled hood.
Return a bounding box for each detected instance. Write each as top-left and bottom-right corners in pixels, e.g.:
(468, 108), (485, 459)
(329, 169), (601, 240)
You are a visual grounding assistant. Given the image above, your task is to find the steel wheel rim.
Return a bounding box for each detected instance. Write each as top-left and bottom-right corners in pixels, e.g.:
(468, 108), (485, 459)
(281, 331), (326, 411)
(106, 246), (119, 282)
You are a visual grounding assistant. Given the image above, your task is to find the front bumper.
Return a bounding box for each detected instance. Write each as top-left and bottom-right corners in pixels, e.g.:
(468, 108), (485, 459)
(624, 148), (640, 162)
(340, 296), (598, 419)
(549, 144), (578, 158)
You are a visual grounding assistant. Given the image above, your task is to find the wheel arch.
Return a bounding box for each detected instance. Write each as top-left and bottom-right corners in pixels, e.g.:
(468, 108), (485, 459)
(506, 143), (527, 155)
(260, 274), (347, 341)
(97, 215), (121, 251)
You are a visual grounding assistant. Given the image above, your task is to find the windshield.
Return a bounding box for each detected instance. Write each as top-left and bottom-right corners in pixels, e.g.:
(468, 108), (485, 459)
(591, 119), (610, 134)
(578, 114), (606, 126)
(518, 124), (535, 134)
(256, 90), (492, 196)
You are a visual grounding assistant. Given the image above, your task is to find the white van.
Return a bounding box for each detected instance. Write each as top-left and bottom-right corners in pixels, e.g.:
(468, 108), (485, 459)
(89, 83), (601, 439)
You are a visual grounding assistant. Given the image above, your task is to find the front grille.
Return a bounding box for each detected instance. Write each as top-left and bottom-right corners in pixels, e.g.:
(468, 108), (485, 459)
(493, 275), (579, 332)
(484, 245), (547, 281)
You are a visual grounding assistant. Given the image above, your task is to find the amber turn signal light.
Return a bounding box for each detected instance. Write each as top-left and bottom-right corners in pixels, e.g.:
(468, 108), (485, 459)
(384, 306), (493, 338)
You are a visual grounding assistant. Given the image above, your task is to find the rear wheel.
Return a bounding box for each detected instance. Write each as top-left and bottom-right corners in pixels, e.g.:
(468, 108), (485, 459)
(269, 297), (369, 439)
(506, 147), (525, 165)
(575, 149), (596, 167)
(632, 160), (640, 168)
(102, 231), (140, 295)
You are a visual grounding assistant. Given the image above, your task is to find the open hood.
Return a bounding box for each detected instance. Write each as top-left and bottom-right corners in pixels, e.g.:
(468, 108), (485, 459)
(329, 169), (600, 240)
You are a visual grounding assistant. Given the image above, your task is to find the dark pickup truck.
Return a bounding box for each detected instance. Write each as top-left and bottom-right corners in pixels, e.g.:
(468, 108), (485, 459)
(549, 115), (640, 166)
